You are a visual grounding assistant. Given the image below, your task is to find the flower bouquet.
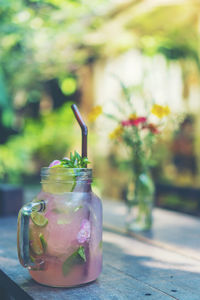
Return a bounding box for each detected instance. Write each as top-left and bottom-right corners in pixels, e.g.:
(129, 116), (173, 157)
(89, 82), (170, 231)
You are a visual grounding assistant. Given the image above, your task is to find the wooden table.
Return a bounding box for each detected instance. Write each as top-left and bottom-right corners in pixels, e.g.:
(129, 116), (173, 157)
(0, 200), (200, 299)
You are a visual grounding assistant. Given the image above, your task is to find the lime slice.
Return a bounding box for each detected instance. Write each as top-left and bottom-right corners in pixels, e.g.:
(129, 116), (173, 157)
(31, 211), (48, 227)
(29, 229), (44, 256)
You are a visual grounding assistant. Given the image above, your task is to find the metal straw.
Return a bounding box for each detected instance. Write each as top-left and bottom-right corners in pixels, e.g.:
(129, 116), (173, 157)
(71, 104), (88, 160)
(71, 104), (90, 275)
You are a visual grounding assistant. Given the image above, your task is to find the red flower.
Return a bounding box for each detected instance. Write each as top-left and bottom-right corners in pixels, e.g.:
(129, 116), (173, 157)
(143, 123), (160, 134)
(132, 117), (147, 126)
(121, 117), (147, 127)
(121, 120), (132, 126)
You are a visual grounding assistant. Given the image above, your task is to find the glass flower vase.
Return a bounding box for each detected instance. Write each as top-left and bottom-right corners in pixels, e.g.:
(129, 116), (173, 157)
(125, 171), (155, 232)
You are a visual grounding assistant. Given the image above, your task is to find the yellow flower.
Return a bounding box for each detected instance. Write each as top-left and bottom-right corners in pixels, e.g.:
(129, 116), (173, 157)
(151, 104), (170, 119)
(88, 106), (102, 122)
(109, 125), (124, 140)
(129, 113), (137, 120)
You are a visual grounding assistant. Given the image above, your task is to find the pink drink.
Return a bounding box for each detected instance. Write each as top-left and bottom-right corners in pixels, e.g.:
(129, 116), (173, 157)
(18, 168), (102, 287)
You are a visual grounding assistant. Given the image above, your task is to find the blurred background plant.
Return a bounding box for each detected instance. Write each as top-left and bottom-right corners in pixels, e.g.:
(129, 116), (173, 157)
(88, 81), (172, 230)
(89, 81), (171, 178)
(0, 103), (75, 183)
(0, 0), (109, 183)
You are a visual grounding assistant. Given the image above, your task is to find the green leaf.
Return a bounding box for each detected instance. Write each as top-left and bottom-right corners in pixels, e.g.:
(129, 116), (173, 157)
(99, 240), (103, 249)
(39, 233), (47, 252)
(62, 246), (86, 276)
(60, 151), (90, 168)
(62, 252), (79, 276)
(75, 151), (81, 159)
(30, 255), (35, 263)
(104, 113), (119, 122)
(74, 205), (83, 212)
(52, 207), (70, 214)
(70, 152), (73, 161)
(77, 246), (86, 262)
(57, 218), (71, 225)
(51, 208), (61, 213)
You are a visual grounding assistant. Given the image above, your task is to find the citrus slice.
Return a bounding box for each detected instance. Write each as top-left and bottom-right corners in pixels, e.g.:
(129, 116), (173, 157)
(29, 229), (44, 256)
(31, 211), (48, 227)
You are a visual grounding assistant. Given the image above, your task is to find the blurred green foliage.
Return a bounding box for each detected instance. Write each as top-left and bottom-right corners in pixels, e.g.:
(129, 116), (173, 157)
(0, 103), (75, 183)
(128, 5), (200, 66)
(0, 0), (109, 182)
(158, 193), (199, 215)
(0, 0), (108, 117)
(1, 0), (199, 187)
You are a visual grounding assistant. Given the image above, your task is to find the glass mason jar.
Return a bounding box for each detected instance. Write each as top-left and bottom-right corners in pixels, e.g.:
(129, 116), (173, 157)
(125, 171), (154, 232)
(17, 168), (102, 287)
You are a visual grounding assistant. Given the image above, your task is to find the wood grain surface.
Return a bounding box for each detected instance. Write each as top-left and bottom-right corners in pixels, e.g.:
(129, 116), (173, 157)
(0, 200), (200, 300)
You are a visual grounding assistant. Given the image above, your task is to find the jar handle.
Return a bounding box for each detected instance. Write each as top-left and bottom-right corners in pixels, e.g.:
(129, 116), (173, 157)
(17, 200), (46, 269)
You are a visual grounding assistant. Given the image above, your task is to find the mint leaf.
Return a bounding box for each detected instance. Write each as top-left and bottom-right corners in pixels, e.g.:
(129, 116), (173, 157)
(62, 252), (80, 276)
(30, 255), (35, 263)
(74, 158), (78, 166)
(62, 246), (86, 276)
(75, 151), (81, 160)
(60, 151), (90, 168)
(39, 233), (47, 252)
(57, 218), (71, 225)
(70, 152), (73, 161)
(78, 246), (86, 262)
(99, 240), (103, 249)
(51, 208), (62, 213)
(52, 207), (70, 214)
(74, 205), (83, 212)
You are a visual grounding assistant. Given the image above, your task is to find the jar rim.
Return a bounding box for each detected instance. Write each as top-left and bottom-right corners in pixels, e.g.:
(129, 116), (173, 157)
(41, 167), (93, 181)
(41, 167), (92, 171)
